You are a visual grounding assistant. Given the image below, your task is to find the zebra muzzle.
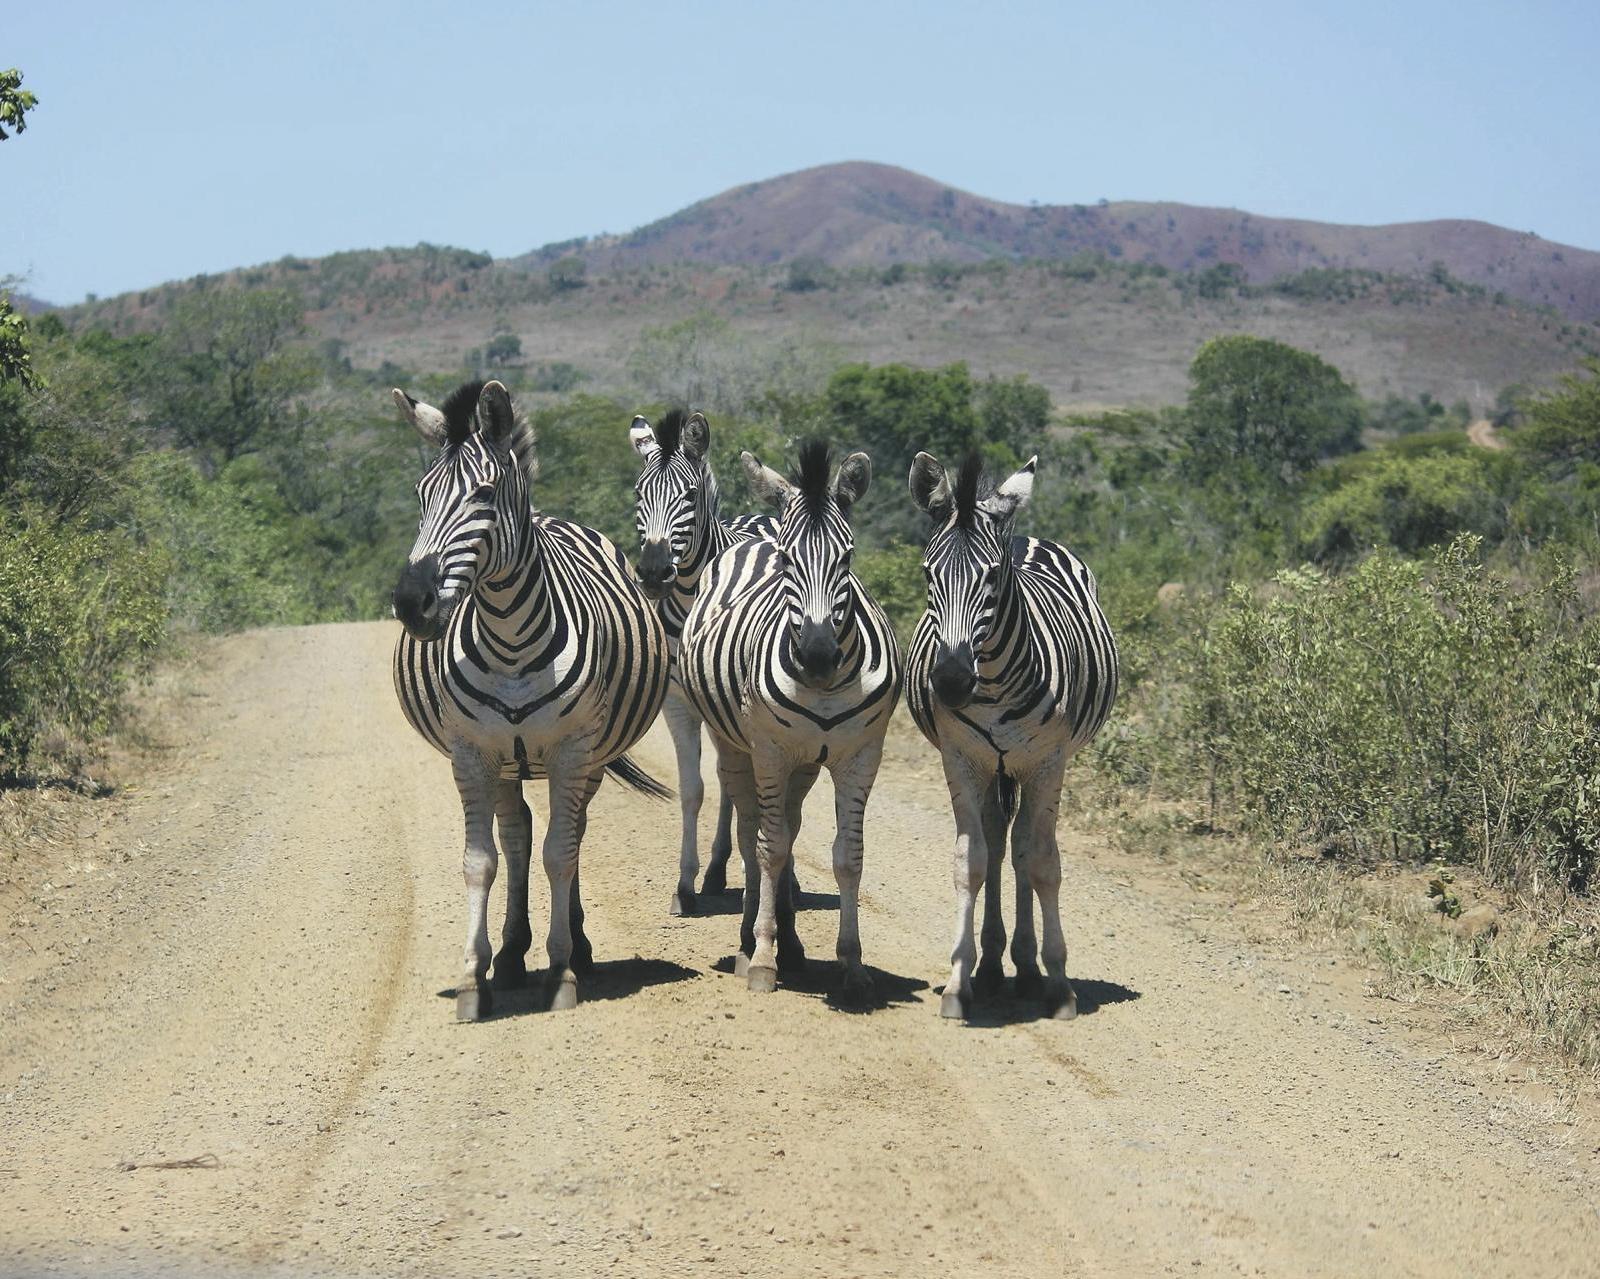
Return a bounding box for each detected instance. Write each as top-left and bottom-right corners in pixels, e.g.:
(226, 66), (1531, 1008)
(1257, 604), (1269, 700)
(795, 619), (843, 686)
(636, 540), (677, 600)
(393, 555), (445, 640)
(931, 642), (977, 709)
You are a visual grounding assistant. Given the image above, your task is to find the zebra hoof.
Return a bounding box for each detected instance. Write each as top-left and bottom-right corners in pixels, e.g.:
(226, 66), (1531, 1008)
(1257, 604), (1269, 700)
(1013, 965), (1044, 998)
(746, 964), (779, 994)
(699, 861), (729, 895)
(547, 970), (579, 1012)
(1045, 980), (1078, 1021)
(456, 983), (492, 1022)
(669, 890), (697, 917)
(939, 988), (969, 1020)
(733, 951), (752, 979)
(972, 962), (1006, 998)
(491, 954), (527, 990)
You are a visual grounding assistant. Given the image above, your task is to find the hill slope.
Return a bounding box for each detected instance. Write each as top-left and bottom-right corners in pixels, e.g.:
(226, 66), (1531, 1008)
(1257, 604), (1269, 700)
(516, 162), (1600, 323)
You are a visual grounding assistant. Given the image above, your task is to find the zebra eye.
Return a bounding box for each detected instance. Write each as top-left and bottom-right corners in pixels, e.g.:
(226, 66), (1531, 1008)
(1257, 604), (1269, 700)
(472, 483), (495, 503)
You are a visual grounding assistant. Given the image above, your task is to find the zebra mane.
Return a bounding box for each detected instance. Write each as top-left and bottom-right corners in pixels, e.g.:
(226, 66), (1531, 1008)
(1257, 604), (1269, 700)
(795, 438), (833, 515)
(653, 409), (687, 459)
(441, 380), (486, 448)
(439, 379), (539, 489)
(953, 452), (992, 531)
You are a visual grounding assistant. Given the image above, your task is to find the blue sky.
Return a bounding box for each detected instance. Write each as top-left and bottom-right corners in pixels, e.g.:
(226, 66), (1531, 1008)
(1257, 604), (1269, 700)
(6, 0), (1598, 302)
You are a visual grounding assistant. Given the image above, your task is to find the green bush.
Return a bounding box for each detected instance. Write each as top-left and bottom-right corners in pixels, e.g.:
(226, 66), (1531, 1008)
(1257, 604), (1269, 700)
(1141, 538), (1599, 891)
(0, 509), (167, 775)
(1298, 451), (1503, 562)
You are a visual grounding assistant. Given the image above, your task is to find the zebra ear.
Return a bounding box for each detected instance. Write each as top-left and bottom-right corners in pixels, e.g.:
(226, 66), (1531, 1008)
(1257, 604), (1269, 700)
(981, 456), (1037, 522)
(476, 380), (516, 451)
(834, 451), (872, 512)
(630, 415), (658, 458)
(681, 411), (711, 460)
(742, 451), (796, 510)
(908, 451), (952, 519)
(393, 389), (447, 448)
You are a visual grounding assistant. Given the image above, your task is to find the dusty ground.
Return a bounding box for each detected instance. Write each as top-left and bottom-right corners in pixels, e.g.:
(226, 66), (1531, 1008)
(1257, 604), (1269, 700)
(3, 622), (1598, 1278)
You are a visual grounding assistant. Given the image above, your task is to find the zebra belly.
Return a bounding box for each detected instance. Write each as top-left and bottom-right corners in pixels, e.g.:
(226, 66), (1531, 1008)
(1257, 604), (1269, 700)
(393, 634), (617, 777)
(926, 699), (1087, 783)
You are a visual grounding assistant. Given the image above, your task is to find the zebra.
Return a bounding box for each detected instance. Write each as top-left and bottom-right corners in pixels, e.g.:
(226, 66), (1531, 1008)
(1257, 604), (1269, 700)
(677, 440), (903, 1000)
(390, 379), (671, 1021)
(628, 408), (779, 916)
(905, 451), (1118, 1020)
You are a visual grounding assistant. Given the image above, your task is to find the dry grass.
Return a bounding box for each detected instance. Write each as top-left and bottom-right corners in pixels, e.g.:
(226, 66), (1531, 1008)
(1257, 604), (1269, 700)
(1095, 801), (1600, 1086)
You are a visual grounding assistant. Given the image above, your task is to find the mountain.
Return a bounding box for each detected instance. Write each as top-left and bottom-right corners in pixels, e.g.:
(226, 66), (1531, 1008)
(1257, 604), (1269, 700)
(515, 162), (1600, 323)
(58, 164), (1600, 412)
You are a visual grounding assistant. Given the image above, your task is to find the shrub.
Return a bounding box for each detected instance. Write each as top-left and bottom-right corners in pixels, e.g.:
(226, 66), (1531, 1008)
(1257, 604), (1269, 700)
(0, 508), (167, 776)
(1298, 452), (1503, 562)
(1160, 538), (1599, 891)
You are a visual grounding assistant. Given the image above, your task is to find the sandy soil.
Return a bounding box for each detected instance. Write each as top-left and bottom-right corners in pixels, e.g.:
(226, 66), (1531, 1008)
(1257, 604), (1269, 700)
(3, 622), (1597, 1278)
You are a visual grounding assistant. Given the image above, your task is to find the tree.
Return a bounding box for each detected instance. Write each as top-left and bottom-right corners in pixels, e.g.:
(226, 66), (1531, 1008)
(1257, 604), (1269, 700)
(485, 333), (522, 366)
(153, 288), (313, 470)
(826, 362), (980, 482)
(1183, 335), (1362, 490)
(0, 68), (38, 141)
(1, 69), (40, 392)
(785, 257), (832, 292)
(1513, 358), (1600, 466)
(547, 256), (587, 292)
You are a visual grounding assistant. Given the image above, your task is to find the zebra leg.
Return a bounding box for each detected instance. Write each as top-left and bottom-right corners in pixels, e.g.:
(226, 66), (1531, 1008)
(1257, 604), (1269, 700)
(828, 743), (883, 1004)
(664, 693), (707, 916)
(1017, 765), (1075, 1019)
(492, 780), (533, 990)
(746, 754), (795, 993)
(700, 787), (735, 896)
(540, 762), (593, 1012)
(1011, 842), (1042, 996)
(568, 770), (602, 976)
(452, 752), (500, 1022)
(715, 747), (761, 975)
(973, 778), (1009, 998)
(940, 753), (989, 1020)
(777, 766), (820, 976)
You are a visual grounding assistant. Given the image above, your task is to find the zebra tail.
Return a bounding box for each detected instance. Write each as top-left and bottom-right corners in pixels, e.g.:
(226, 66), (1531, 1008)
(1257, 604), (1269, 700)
(605, 753), (674, 801)
(996, 771), (1019, 824)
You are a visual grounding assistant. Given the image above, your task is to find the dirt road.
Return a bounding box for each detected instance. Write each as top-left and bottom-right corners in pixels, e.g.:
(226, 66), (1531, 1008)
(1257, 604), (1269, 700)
(3, 622), (1597, 1277)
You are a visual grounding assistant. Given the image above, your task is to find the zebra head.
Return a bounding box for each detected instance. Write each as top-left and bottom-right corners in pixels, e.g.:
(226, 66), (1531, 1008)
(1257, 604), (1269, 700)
(744, 439), (872, 689)
(390, 379), (531, 642)
(629, 409), (716, 601)
(909, 451), (1036, 709)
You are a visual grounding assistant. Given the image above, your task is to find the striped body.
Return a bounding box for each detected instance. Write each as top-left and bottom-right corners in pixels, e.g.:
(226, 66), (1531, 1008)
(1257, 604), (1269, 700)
(393, 515), (670, 780)
(652, 511), (776, 652)
(681, 537), (902, 761)
(390, 380), (669, 1020)
(904, 451), (1118, 1020)
(677, 441), (901, 997)
(906, 534), (1116, 775)
(629, 410), (777, 912)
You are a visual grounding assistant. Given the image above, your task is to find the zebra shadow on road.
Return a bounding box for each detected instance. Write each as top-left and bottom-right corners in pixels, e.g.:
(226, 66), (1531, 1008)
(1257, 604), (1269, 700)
(436, 956), (699, 1018)
(708, 953), (929, 1014)
(938, 976), (1142, 1028)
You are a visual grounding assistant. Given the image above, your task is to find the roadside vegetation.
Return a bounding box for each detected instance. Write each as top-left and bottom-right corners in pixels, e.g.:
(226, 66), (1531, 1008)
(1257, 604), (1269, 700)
(4, 68), (1597, 1071)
